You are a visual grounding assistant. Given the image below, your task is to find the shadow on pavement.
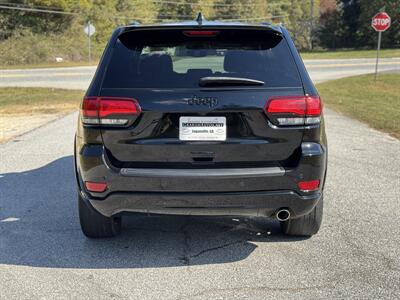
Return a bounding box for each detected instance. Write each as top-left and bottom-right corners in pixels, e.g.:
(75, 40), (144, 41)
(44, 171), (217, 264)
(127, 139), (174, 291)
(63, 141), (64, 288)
(0, 156), (306, 269)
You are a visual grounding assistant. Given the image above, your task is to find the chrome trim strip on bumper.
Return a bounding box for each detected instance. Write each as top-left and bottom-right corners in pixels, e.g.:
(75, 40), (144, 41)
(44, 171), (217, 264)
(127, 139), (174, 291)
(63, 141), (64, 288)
(120, 167), (285, 178)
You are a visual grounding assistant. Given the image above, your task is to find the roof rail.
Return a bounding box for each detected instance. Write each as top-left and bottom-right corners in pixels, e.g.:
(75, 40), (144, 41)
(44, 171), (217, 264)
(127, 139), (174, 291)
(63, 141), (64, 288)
(129, 20), (141, 26)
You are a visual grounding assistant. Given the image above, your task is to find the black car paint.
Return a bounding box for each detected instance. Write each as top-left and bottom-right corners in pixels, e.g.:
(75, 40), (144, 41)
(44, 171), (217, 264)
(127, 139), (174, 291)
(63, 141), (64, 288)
(75, 22), (327, 219)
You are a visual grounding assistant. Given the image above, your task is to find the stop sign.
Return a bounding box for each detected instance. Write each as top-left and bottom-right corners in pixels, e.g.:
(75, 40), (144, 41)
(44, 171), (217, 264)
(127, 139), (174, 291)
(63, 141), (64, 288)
(371, 12), (391, 32)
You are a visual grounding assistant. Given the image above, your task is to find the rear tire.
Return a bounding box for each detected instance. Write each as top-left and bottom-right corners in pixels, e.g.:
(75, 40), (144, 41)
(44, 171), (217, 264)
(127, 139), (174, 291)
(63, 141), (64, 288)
(78, 193), (121, 238)
(280, 195), (323, 236)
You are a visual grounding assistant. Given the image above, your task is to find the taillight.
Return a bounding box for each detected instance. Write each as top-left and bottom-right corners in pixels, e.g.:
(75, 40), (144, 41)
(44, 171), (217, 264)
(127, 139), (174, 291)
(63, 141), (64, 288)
(81, 97), (141, 126)
(183, 30), (220, 37)
(265, 96), (322, 126)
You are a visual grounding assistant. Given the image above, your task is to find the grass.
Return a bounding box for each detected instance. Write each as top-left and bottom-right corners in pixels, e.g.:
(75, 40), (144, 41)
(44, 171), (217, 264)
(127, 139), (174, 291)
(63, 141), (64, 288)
(300, 48), (400, 60)
(316, 73), (400, 139)
(0, 87), (83, 115)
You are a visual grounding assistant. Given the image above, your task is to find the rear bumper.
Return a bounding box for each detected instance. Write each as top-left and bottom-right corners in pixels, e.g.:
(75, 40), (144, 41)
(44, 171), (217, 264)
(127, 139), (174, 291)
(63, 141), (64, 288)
(81, 189), (322, 218)
(75, 141), (327, 218)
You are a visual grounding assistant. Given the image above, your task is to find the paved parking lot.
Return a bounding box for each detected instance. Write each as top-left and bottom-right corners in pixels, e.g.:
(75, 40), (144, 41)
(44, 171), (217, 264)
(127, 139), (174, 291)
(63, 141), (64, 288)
(1, 106), (399, 298)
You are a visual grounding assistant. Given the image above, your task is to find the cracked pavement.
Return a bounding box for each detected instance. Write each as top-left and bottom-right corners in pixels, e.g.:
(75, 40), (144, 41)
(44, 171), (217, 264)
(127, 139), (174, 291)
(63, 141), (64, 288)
(1, 107), (399, 299)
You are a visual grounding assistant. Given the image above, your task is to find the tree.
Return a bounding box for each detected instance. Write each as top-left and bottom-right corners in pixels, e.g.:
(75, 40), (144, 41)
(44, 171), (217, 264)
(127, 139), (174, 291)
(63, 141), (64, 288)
(0, 0), (78, 38)
(317, 8), (344, 48)
(213, 0), (269, 21)
(115, 0), (159, 24)
(273, 0), (320, 50)
(357, 0), (400, 48)
(317, 0), (399, 49)
(157, 1), (194, 21)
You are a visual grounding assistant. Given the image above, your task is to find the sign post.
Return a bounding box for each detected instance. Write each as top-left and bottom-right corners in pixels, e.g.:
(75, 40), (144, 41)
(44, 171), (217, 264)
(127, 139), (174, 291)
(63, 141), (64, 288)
(84, 22), (96, 63)
(371, 12), (391, 81)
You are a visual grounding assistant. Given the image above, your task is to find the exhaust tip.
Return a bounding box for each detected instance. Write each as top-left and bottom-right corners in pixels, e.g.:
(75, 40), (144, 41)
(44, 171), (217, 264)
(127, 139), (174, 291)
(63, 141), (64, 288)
(276, 209), (291, 222)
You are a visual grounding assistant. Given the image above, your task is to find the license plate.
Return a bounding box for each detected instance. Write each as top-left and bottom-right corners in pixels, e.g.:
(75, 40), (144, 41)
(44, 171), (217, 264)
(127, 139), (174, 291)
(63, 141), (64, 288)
(179, 116), (226, 141)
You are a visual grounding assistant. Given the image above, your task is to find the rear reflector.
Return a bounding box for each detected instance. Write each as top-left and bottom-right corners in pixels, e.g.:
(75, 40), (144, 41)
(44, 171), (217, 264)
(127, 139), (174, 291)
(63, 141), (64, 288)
(183, 30), (220, 37)
(298, 180), (320, 192)
(81, 97), (141, 126)
(85, 181), (107, 193)
(265, 96), (322, 126)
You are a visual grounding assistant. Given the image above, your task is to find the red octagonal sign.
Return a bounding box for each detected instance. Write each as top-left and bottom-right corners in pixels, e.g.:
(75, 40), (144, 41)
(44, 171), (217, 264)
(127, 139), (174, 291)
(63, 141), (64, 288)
(371, 12), (391, 32)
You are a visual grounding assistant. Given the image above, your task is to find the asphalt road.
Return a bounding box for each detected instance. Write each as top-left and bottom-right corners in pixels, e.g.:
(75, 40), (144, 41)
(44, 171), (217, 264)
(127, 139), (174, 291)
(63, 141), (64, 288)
(1, 60), (400, 299)
(0, 58), (399, 89)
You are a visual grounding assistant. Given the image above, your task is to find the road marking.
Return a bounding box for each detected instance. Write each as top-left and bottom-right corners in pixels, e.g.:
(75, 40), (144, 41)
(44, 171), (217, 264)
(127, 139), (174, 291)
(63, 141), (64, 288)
(1, 217), (20, 222)
(0, 72), (90, 78)
(305, 61), (400, 68)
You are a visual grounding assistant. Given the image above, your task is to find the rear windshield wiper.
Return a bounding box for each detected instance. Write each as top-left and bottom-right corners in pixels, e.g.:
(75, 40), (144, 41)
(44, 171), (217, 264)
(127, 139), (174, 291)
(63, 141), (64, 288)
(199, 77), (265, 87)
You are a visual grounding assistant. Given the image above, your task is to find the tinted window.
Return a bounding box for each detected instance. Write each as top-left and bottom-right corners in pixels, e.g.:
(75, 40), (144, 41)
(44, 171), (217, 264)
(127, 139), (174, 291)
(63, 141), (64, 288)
(102, 29), (301, 89)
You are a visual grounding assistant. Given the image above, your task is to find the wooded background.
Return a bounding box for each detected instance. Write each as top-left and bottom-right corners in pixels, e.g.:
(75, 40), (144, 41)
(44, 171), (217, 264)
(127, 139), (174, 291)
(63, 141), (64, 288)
(0, 0), (398, 65)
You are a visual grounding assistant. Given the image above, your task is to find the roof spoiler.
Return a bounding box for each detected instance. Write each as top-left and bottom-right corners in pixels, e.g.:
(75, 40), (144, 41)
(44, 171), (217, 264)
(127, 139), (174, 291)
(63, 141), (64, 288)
(120, 13), (282, 36)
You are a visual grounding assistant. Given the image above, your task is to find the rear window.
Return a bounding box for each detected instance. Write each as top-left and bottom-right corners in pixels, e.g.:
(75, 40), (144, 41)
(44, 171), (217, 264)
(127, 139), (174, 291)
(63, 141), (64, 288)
(102, 28), (302, 89)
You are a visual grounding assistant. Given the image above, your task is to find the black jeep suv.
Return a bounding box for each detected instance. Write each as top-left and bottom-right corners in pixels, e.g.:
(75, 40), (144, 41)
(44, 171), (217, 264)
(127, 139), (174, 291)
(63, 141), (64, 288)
(75, 19), (327, 238)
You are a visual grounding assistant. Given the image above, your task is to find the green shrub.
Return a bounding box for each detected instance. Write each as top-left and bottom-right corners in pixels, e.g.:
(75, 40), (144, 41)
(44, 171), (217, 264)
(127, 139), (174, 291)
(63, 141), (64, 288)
(0, 20), (103, 66)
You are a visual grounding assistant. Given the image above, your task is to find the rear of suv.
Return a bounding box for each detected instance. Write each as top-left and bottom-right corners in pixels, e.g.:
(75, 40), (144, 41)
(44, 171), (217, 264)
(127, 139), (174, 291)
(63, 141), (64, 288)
(74, 19), (327, 238)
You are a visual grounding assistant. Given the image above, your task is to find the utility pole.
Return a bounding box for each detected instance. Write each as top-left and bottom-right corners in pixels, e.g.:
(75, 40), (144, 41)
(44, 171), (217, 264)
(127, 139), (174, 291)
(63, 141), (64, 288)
(310, 0), (314, 51)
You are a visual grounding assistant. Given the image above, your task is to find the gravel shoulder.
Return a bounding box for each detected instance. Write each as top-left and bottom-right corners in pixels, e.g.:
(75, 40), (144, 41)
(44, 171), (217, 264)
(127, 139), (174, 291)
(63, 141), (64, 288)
(0, 87), (82, 143)
(0, 113), (66, 143)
